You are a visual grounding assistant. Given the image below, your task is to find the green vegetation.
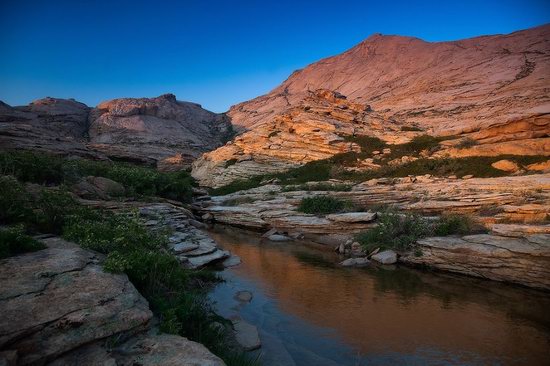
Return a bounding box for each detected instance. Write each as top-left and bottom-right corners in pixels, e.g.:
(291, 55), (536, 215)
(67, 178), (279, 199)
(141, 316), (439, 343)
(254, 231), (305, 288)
(0, 226), (46, 259)
(220, 196), (256, 206)
(64, 210), (256, 365)
(455, 137), (478, 149)
(0, 153), (258, 365)
(400, 125), (424, 132)
(297, 196), (352, 215)
(0, 151), (194, 202)
(355, 210), (475, 252)
(282, 182), (352, 192)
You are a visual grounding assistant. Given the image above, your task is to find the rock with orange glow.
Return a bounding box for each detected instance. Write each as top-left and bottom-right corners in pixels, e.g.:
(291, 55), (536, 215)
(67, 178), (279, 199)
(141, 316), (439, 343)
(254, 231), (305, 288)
(193, 25), (550, 187)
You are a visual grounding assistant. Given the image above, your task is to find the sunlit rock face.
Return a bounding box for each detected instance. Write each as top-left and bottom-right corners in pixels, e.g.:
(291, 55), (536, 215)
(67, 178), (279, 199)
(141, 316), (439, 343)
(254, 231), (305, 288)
(193, 25), (550, 187)
(88, 93), (232, 169)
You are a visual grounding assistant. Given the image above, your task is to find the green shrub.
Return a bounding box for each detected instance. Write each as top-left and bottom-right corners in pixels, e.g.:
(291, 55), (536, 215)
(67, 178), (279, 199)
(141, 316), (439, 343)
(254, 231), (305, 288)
(1, 151), (195, 202)
(0, 151), (64, 184)
(0, 226), (46, 259)
(343, 135), (387, 155)
(400, 126), (424, 132)
(356, 211), (476, 253)
(63, 210), (167, 254)
(0, 175), (34, 224)
(434, 214), (473, 236)
(455, 137), (478, 149)
(282, 182), (352, 192)
(355, 209), (431, 252)
(297, 196), (350, 215)
(34, 188), (80, 234)
(210, 176), (264, 196)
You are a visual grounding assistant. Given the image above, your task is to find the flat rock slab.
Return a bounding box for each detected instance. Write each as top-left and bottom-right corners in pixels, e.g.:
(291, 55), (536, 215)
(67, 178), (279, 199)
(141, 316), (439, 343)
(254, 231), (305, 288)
(185, 250), (230, 269)
(232, 320), (261, 351)
(267, 234), (290, 241)
(371, 250), (397, 264)
(0, 238), (152, 365)
(171, 242), (200, 254)
(223, 255), (242, 268)
(404, 234), (550, 290)
(340, 257), (370, 267)
(235, 291), (253, 303)
(326, 212), (377, 223)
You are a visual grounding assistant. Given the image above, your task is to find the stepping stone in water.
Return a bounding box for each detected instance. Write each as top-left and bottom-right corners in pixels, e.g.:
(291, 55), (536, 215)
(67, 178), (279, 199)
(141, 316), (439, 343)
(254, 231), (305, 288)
(171, 242), (199, 254)
(234, 290), (253, 303)
(186, 250), (230, 268)
(232, 320), (261, 351)
(223, 255), (242, 268)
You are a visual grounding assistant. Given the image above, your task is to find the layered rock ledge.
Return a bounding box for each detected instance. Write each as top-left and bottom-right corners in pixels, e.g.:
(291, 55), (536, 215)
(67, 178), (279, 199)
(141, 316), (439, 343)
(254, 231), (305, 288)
(0, 237), (225, 365)
(196, 174), (550, 289)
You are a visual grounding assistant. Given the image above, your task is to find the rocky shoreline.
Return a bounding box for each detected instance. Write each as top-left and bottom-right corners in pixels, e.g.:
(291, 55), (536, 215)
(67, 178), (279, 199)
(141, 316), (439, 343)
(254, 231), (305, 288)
(196, 174), (550, 290)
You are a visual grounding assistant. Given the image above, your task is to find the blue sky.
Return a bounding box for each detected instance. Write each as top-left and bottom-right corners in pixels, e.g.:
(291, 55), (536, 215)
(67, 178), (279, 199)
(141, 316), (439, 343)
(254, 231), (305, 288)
(0, 0), (548, 112)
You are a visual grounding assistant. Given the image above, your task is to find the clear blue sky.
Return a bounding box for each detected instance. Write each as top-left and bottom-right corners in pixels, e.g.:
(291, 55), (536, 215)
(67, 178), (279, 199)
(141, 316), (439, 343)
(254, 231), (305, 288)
(0, 0), (548, 112)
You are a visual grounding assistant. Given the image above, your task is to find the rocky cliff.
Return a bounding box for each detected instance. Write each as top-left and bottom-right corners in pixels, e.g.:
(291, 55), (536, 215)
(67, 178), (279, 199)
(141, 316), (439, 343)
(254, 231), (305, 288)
(192, 25), (550, 187)
(0, 94), (232, 171)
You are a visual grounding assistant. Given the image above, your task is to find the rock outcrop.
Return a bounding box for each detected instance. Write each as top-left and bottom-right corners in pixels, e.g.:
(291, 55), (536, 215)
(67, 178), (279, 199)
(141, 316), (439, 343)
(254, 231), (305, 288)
(401, 233), (550, 290)
(0, 98), (101, 159)
(193, 25), (550, 187)
(88, 94), (232, 169)
(0, 94), (232, 171)
(197, 174), (550, 289)
(0, 237), (226, 366)
(0, 237), (152, 365)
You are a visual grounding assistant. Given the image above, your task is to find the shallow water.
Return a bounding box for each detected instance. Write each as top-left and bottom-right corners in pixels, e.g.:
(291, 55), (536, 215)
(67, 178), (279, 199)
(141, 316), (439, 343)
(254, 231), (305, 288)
(207, 226), (550, 366)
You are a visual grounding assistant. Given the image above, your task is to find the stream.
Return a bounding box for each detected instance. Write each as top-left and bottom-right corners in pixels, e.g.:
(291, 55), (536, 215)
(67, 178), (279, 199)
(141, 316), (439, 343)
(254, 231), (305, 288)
(207, 226), (550, 366)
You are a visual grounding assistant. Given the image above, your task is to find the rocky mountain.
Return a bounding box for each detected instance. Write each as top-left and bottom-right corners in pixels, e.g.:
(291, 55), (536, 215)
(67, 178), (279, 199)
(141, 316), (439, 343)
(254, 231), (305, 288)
(0, 94), (232, 170)
(192, 25), (550, 187)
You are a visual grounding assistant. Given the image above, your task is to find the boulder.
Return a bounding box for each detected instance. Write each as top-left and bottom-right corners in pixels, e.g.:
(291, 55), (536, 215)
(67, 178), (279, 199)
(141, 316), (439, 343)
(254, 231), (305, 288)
(401, 234), (550, 290)
(232, 320), (261, 351)
(72, 176), (125, 199)
(0, 237), (152, 365)
(371, 250), (398, 264)
(339, 257), (370, 267)
(491, 159), (520, 173)
(267, 234), (290, 241)
(235, 291), (253, 303)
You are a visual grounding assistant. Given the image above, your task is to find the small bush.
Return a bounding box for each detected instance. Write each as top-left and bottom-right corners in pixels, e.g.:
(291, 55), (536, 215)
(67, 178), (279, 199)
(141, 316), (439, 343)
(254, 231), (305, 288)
(455, 137), (478, 149)
(0, 226), (46, 259)
(282, 182), (352, 192)
(210, 176), (264, 196)
(0, 175), (34, 224)
(1, 151), (195, 202)
(0, 151), (64, 184)
(400, 126), (424, 132)
(297, 196), (350, 215)
(63, 210), (167, 254)
(434, 214), (473, 236)
(224, 158), (238, 168)
(356, 211), (476, 253)
(355, 210), (431, 252)
(34, 188), (80, 234)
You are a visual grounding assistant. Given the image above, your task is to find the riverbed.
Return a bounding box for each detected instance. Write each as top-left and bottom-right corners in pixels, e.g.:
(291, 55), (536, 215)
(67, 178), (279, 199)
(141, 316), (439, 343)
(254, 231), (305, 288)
(207, 226), (550, 366)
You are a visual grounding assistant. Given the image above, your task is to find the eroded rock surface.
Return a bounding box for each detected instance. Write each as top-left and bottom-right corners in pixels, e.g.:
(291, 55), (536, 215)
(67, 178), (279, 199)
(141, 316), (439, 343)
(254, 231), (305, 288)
(0, 94), (232, 171)
(193, 25), (550, 187)
(89, 94), (232, 169)
(0, 238), (152, 365)
(401, 234), (550, 290)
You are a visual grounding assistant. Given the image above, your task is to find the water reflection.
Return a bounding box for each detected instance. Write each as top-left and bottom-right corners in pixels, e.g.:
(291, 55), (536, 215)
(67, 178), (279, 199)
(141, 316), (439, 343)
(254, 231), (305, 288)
(208, 226), (550, 366)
